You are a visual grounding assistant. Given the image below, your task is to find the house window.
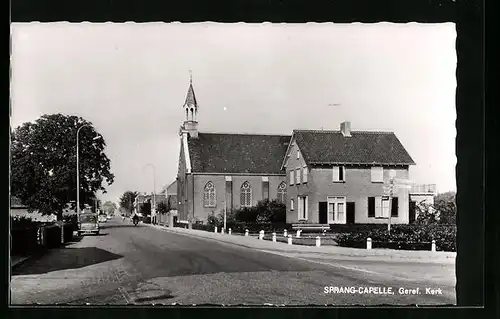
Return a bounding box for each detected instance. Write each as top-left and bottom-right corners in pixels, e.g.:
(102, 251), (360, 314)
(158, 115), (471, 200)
(290, 198), (295, 211)
(298, 196), (308, 220)
(303, 166), (308, 183)
(371, 167), (384, 183)
(240, 181), (252, 207)
(203, 181), (216, 207)
(332, 166), (345, 182)
(289, 170), (295, 185)
(297, 149), (300, 159)
(277, 182), (287, 203)
(374, 196), (389, 218)
(296, 168), (301, 184)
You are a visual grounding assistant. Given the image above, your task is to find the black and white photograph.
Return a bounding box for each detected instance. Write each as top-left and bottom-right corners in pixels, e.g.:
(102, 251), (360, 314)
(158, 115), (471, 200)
(10, 22), (458, 306)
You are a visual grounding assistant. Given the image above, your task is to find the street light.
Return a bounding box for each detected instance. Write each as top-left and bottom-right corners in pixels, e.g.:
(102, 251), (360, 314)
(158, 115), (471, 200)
(143, 163), (156, 224)
(76, 124), (101, 222)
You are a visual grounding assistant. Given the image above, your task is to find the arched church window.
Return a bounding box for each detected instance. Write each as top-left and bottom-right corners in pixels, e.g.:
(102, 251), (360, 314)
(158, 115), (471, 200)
(203, 181), (216, 207)
(277, 182), (287, 203)
(240, 181), (252, 207)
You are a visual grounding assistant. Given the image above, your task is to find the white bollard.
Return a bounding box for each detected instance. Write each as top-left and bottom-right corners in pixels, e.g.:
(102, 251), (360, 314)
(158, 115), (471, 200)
(431, 240), (436, 252)
(296, 230), (301, 238)
(316, 236), (321, 247)
(228, 228), (232, 235)
(272, 232), (276, 242)
(221, 227), (225, 234)
(259, 230), (264, 240)
(214, 226), (218, 234)
(283, 229), (287, 237)
(367, 237), (372, 250)
(245, 229), (249, 237)
(288, 234), (293, 245)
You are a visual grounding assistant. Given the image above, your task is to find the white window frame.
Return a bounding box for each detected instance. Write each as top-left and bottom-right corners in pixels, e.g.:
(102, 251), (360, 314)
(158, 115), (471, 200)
(289, 170), (295, 185)
(297, 196), (308, 220)
(296, 149), (300, 159)
(371, 166), (384, 183)
(203, 181), (216, 208)
(240, 181), (252, 207)
(277, 182), (287, 203)
(327, 196), (346, 224)
(375, 196), (390, 218)
(290, 198), (295, 211)
(296, 167), (301, 184)
(302, 166), (308, 183)
(332, 166), (345, 182)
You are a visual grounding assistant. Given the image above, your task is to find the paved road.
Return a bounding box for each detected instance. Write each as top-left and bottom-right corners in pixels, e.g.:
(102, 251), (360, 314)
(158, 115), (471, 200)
(10, 218), (456, 305)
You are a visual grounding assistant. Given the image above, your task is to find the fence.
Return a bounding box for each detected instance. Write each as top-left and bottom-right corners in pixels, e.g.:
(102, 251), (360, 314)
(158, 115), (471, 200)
(11, 222), (76, 256)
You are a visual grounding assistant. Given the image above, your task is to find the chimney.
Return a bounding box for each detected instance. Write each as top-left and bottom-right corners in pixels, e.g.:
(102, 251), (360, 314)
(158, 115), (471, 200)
(340, 121), (351, 137)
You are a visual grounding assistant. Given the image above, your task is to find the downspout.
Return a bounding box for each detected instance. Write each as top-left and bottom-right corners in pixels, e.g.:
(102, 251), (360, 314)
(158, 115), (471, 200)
(192, 174), (195, 224)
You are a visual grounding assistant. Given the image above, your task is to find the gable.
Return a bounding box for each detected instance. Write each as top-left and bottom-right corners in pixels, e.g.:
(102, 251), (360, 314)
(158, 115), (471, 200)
(295, 130), (415, 165)
(187, 133), (291, 174)
(282, 136), (306, 169)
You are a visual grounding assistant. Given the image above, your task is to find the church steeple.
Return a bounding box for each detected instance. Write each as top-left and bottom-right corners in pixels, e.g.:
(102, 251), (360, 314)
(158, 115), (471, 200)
(184, 70), (198, 121)
(180, 71), (199, 138)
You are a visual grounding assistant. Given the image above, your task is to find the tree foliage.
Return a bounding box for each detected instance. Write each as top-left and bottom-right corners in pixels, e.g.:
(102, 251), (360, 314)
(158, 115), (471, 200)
(102, 201), (117, 215)
(157, 201), (170, 215)
(233, 199), (286, 223)
(119, 191), (138, 214)
(414, 191), (456, 226)
(11, 114), (114, 219)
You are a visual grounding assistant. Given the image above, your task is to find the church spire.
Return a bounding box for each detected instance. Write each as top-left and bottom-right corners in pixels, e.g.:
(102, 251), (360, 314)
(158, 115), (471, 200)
(184, 70), (198, 113)
(180, 71), (199, 138)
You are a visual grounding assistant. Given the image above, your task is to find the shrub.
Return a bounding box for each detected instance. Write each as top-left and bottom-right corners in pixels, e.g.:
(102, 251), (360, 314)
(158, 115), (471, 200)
(335, 224), (456, 252)
(233, 199), (286, 223)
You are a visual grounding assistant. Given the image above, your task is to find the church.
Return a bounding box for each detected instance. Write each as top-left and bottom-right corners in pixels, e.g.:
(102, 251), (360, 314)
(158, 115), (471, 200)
(176, 78), (420, 226)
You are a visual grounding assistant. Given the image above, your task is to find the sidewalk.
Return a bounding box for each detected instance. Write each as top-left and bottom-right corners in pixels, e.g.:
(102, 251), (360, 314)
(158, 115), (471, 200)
(145, 224), (456, 264)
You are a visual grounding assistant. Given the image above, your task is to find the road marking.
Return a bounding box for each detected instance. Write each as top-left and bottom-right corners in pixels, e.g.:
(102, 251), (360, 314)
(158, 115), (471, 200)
(258, 250), (412, 281)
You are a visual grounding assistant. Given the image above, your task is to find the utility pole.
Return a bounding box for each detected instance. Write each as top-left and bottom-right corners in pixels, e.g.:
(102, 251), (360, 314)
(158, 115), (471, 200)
(388, 177), (394, 232)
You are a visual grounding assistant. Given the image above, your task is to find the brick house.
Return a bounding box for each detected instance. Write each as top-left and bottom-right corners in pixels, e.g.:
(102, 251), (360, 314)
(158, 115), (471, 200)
(176, 79), (422, 225)
(282, 124), (416, 225)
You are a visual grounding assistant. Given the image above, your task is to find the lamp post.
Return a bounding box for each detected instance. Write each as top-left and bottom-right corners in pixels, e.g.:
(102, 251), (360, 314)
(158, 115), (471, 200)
(144, 163), (156, 224)
(76, 125), (101, 222)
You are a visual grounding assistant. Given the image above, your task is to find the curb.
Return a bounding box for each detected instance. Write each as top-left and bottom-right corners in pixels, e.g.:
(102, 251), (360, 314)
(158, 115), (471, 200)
(146, 225), (455, 263)
(11, 255), (35, 270)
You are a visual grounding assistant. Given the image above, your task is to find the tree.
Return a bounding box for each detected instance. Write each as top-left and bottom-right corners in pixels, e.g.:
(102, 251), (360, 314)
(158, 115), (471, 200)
(157, 201), (170, 215)
(119, 191), (138, 215)
(102, 201), (117, 215)
(11, 114), (114, 221)
(434, 191), (456, 225)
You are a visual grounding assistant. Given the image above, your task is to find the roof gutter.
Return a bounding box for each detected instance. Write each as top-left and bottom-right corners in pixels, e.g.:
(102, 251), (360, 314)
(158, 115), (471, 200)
(191, 172), (286, 176)
(309, 162), (416, 166)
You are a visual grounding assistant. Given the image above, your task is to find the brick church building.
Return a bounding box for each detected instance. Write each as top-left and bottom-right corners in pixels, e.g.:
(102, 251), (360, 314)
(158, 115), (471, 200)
(176, 78), (420, 226)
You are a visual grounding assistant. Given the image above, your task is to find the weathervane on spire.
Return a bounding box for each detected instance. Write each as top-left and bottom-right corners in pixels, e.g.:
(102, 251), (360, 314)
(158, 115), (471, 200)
(189, 69), (193, 84)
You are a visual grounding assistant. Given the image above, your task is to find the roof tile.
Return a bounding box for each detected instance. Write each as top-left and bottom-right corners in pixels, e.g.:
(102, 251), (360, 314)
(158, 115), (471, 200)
(294, 130), (415, 165)
(188, 133), (291, 174)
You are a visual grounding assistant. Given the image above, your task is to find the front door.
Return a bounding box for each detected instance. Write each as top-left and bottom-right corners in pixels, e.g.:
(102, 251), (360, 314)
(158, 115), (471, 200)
(318, 202), (327, 224)
(346, 202), (355, 224)
(327, 197), (346, 224)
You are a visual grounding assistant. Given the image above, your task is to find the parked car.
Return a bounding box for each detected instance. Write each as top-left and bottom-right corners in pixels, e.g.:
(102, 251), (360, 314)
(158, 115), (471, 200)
(78, 213), (99, 236)
(106, 215), (112, 220)
(98, 214), (107, 223)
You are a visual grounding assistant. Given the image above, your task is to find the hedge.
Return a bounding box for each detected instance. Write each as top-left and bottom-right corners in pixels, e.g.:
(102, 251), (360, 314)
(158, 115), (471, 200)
(335, 224), (456, 251)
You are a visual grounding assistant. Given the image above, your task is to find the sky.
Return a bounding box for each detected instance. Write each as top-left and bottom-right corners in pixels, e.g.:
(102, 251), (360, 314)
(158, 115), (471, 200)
(10, 22), (457, 205)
